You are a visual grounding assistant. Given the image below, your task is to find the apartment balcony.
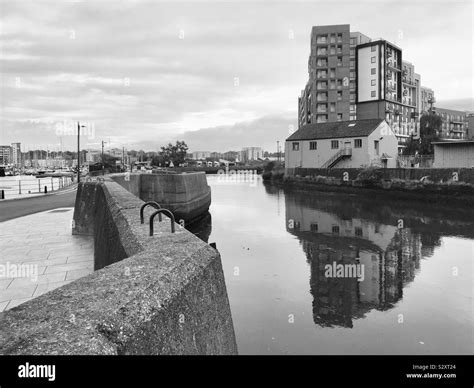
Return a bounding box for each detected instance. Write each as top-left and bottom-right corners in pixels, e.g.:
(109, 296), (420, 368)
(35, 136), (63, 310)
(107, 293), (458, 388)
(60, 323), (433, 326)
(386, 61), (401, 71)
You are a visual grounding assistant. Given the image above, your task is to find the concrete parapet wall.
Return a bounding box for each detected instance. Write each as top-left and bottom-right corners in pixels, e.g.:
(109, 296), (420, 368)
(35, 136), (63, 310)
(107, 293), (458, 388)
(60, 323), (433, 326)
(110, 172), (211, 223)
(0, 181), (237, 355)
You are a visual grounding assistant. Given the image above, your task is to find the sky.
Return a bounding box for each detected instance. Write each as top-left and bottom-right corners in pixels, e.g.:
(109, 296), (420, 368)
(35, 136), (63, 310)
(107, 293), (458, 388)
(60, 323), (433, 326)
(0, 0), (472, 153)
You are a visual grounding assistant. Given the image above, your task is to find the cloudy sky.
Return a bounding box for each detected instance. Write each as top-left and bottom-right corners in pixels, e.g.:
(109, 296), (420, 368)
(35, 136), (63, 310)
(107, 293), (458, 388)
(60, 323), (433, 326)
(0, 0), (472, 153)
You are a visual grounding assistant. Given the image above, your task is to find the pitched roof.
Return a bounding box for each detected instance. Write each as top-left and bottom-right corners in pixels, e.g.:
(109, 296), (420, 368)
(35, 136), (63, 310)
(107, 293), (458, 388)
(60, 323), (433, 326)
(287, 119), (385, 141)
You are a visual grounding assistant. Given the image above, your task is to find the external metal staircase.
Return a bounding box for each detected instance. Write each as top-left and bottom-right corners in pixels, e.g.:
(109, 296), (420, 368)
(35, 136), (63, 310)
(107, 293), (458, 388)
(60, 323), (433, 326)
(321, 147), (352, 169)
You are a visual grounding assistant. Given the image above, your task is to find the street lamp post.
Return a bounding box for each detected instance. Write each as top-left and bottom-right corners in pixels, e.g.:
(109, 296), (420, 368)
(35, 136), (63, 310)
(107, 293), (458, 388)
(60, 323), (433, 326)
(77, 122), (87, 183)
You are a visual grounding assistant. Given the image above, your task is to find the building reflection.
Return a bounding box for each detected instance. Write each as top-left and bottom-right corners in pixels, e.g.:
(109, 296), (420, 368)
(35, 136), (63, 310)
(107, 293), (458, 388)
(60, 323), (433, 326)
(285, 193), (425, 328)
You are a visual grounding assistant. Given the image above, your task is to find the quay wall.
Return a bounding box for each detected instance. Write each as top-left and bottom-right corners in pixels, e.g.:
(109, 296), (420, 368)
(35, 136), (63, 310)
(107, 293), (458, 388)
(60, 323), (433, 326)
(285, 167), (474, 184)
(0, 180), (237, 355)
(110, 172), (211, 224)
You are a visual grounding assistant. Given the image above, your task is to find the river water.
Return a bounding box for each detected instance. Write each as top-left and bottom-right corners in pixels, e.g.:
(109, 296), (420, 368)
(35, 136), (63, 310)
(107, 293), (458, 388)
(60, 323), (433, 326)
(195, 175), (473, 355)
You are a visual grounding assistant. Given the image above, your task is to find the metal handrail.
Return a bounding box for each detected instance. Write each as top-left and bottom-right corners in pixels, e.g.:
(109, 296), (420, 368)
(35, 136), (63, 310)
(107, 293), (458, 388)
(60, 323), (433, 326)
(140, 201), (162, 224)
(149, 209), (175, 236)
(321, 147), (352, 169)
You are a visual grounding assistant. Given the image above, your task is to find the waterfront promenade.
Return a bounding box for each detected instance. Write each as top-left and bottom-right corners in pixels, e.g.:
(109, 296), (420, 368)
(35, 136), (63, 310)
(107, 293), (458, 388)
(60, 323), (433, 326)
(0, 207), (93, 312)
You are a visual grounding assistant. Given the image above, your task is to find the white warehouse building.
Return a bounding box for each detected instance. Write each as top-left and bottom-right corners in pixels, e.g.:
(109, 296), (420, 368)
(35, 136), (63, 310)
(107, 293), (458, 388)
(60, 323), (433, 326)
(285, 119), (398, 169)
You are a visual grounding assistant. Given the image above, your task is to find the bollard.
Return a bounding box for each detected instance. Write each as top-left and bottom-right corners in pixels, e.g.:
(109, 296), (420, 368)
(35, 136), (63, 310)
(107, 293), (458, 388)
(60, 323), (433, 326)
(1, 190), (4, 199)
(51, 177), (54, 191)
(44, 186), (47, 194)
(38, 179), (41, 192)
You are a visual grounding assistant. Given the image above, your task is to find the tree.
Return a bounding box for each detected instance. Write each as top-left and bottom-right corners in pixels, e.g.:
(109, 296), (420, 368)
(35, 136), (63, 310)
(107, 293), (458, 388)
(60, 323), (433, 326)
(418, 112), (443, 155)
(157, 141), (189, 165)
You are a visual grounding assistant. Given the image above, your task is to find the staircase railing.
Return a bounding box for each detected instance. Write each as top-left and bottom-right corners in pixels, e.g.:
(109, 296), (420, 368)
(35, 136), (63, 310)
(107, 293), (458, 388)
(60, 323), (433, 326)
(321, 147), (352, 169)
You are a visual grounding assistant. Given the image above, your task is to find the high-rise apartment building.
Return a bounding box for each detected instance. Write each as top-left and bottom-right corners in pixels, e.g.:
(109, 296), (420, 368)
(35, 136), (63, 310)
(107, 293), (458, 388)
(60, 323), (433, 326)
(11, 142), (21, 167)
(298, 25), (370, 128)
(356, 40), (420, 149)
(0, 145), (12, 165)
(298, 24), (436, 152)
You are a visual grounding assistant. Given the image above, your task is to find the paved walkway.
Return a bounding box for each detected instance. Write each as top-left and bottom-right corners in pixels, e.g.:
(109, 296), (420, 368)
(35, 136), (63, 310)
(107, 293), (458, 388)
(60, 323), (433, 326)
(0, 207), (93, 312)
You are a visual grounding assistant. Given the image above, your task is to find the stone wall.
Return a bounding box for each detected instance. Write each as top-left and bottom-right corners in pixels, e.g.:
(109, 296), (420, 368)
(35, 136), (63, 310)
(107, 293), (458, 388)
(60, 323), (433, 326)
(0, 181), (237, 355)
(286, 167), (474, 184)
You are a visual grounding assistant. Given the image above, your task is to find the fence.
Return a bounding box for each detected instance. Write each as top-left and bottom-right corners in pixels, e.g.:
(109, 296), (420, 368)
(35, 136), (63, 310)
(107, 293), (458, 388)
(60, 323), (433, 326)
(397, 155), (434, 168)
(0, 175), (74, 200)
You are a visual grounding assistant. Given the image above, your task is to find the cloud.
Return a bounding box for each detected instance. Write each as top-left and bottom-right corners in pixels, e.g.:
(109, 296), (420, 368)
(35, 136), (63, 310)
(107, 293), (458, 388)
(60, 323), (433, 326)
(0, 0), (472, 151)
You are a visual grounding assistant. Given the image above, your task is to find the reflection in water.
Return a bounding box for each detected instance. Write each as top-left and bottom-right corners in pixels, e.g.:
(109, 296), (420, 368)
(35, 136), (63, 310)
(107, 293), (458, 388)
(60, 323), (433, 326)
(282, 188), (473, 329)
(185, 212), (212, 243)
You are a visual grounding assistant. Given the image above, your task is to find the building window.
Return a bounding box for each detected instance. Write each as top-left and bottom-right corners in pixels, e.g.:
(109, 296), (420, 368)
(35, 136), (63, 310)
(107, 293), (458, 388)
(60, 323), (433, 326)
(310, 223), (318, 232)
(330, 35), (336, 44)
(330, 103), (336, 112)
(350, 71), (356, 79)
(355, 227), (363, 236)
(316, 35), (327, 44)
(371, 79), (376, 86)
(330, 68), (336, 78)
(350, 80), (355, 89)
(354, 139), (362, 148)
(337, 113), (343, 121)
(350, 48), (355, 56)
(350, 60), (355, 68)
(337, 91), (342, 101)
(350, 93), (355, 102)
(292, 142), (300, 151)
(337, 33), (342, 42)
(371, 68), (376, 75)
(371, 56), (376, 63)
(337, 45), (342, 54)
(316, 115), (327, 123)
(371, 90), (376, 97)
(374, 140), (379, 155)
(350, 104), (356, 112)
(330, 46), (336, 55)
(337, 56), (343, 66)
(309, 141), (317, 150)
(332, 225), (340, 233)
(331, 140), (339, 149)
(350, 37), (356, 45)
(350, 114), (356, 121)
(337, 79), (343, 89)
(329, 80), (336, 89)
(371, 45), (376, 52)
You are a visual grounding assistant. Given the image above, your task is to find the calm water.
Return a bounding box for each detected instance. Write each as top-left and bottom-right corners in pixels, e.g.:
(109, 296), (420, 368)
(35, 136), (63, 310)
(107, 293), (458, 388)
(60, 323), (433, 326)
(196, 175), (473, 355)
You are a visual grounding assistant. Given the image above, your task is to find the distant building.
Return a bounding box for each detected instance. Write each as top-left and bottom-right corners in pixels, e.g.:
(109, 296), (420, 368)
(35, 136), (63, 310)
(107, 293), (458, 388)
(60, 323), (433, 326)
(432, 140), (474, 168)
(210, 152), (222, 159)
(420, 86), (435, 114)
(285, 119), (398, 169)
(86, 150), (101, 163)
(11, 143), (21, 167)
(467, 113), (474, 139)
(435, 107), (468, 140)
(241, 147), (263, 162)
(191, 151), (211, 160)
(0, 145), (12, 165)
(222, 151), (239, 161)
